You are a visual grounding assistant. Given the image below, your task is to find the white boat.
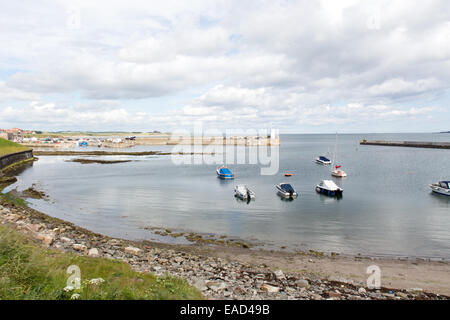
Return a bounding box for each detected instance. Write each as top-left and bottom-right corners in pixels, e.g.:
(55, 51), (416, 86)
(234, 185), (255, 200)
(429, 181), (450, 196)
(276, 183), (298, 198)
(331, 165), (347, 178)
(316, 156), (331, 165)
(330, 133), (347, 178)
(315, 180), (343, 197)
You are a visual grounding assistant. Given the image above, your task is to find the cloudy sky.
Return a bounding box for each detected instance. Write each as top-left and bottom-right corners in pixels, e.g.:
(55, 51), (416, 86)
(0, 0), (449, 133)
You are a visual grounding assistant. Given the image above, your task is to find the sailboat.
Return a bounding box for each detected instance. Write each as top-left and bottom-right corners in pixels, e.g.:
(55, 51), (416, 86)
(331, 133), (347, 178)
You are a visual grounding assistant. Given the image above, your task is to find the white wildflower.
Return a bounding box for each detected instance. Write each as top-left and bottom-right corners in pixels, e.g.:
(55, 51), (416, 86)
(88, 278), (105, 285)
(70, 293), (80, 300)
(63, 285), (74, 292)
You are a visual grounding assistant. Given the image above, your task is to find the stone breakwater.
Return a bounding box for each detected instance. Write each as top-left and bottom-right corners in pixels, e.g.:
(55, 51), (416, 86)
(0, 150), (33, 171)
(0, 202), (447, 300)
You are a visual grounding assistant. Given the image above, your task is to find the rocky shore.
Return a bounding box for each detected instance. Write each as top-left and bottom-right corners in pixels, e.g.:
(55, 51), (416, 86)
(0, 199), (447, 300)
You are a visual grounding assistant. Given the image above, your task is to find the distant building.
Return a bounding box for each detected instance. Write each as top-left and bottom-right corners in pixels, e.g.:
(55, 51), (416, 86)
(0, 132), (13, 140)
(2, 128), (35, 135)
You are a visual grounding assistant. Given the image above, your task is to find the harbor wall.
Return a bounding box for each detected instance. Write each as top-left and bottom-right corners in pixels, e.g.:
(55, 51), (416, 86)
(360, 140), (450, 149)
(0, 150), (34, 171)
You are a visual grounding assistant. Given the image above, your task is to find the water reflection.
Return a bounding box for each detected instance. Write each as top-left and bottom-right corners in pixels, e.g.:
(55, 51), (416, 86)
(8, 133), (450, 259)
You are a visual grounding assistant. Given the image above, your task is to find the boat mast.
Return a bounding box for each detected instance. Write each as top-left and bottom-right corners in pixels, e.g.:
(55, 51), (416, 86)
(331, 132), (338, 172)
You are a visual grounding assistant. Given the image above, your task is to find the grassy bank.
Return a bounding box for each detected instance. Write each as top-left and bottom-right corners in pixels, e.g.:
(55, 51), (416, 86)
(0, 138), (30, 157)
(0, 223), (202, 300)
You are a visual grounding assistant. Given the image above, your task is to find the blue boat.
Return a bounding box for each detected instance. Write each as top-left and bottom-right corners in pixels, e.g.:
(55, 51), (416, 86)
(216, 166), (234, 179)
(316, 156), (331, 165)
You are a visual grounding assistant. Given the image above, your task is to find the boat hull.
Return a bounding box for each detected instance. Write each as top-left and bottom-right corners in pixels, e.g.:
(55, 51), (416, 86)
(430, 185), (450, 196)
(216, 169), (234, 179)
(276, 185), (298, 197)
(315, 186), (343, 197)
(235, 191), (255, 199)
(217, 174), (234, 179)
(331, 170), (347, 178)
(235, 186), (255, 199)
(316, 159), (331, 165)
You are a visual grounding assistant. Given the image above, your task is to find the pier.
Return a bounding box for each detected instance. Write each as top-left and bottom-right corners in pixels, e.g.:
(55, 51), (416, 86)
(360, 140), (450, 149)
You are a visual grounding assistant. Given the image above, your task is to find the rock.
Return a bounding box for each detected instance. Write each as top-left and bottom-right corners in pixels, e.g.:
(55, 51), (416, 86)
(174, 257), (184, 264)
(88, 248), (99, 257)
(261, 283), (280, 293)
(255, 273), (266, 280)
(5, 214), (20, 222)
(73, 243), (87, 252)
(192, 279), (208, 291)
(108, 239), (122, 245)
(125, 246), (142, 256)
(296, 279), (310, 288)
(358, 287), (367, 294)
(61, 237), (72, 243)
(328, 291), (341, 298)
(407, 288), (423, 293)
(396, 292), (409, 299)
(206, 281), (227, 292)
(36, 233), (54, 246)
(15, 220), (26, 227)
(273, 270), (285, 280)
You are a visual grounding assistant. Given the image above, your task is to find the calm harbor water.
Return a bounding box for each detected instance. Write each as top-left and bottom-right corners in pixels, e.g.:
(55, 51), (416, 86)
(5, 133), (450, 259)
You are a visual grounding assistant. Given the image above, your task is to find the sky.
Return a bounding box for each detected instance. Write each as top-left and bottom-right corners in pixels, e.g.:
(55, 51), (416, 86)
(0, 0), (449, 133)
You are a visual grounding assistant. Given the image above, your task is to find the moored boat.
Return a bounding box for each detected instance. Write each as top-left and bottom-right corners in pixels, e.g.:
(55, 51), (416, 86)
(331, 165), (347, 178)
(216, 166), (234, 179)
(316, 156), (331, 165)
(276, 183), (298, 198)
(330, 134), (347, 177)
(234, 185), (255, 200)
(429, 181), (450, 196)
(315, 180), (343, 197)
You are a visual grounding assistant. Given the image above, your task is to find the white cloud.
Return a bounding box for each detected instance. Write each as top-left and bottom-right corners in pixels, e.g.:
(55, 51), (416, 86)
(368, 78), (441, 97)
(0, 81), (40, 102)
(0, 0), (449, 132)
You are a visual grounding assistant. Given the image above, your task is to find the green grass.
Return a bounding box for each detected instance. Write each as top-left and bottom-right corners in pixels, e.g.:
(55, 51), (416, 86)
(0, 224), (202, 300)
(0, 138), (30, 157)
(0, 193), (28, 207)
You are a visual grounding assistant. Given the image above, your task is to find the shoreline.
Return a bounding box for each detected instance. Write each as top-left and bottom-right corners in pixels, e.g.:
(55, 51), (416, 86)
(1, 161), (449, 299)
(1, 191), (449, 299)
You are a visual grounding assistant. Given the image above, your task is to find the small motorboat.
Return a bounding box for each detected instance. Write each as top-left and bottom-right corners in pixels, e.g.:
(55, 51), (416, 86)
(284, 173), (294, 177)
(316, 156), (331, 165)
(234, 185), (255, 200)
(429, 181), (450, 196)
(216, 166), (234, 179)
(276, 183), (298, 198)
(331, 165), (347, 178)
(315, 180), (343, 197)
